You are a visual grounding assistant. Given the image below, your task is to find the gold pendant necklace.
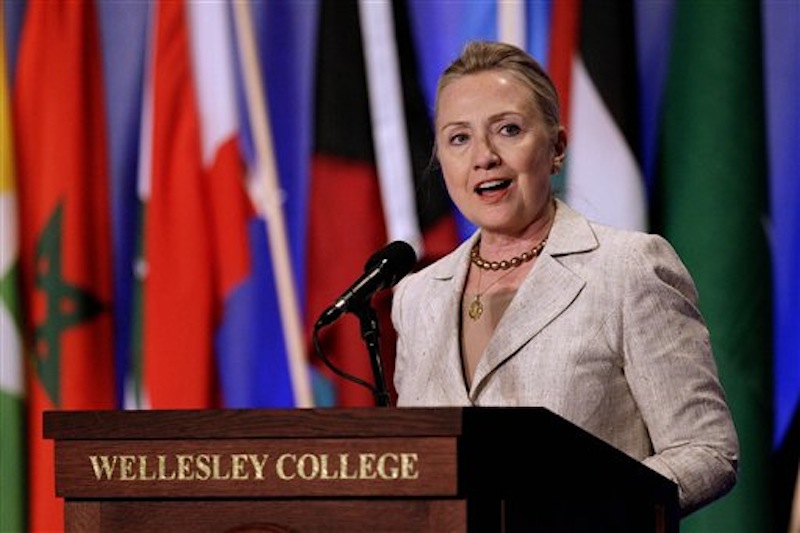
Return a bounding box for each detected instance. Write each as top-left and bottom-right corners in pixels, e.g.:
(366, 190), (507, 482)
(468, 268), (515, 320)
(468, 294), (485, 320)
(467, 236), (548, 321)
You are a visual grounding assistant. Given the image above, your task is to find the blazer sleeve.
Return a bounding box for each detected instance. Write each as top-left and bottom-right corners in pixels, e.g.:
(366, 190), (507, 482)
(621, 233), (739, 515)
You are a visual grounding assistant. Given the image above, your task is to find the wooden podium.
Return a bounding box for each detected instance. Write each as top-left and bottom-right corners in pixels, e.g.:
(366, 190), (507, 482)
(44, 407), (678, 532)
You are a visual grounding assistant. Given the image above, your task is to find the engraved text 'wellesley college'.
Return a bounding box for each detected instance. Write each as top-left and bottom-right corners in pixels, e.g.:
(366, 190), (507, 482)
(89, 452), (420, 482)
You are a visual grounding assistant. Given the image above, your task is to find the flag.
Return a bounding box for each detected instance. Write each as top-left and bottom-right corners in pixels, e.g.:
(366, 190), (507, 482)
(633, 1), (675, 188)
(201, 1), (311, 407)
(241, 0), (323, 406)
(0, 8), (25, 530)
(13, 2), (116, 530)
(764, 0), (800, 454)
(406, 0), (496, 241)
(131, 0), (309, 409)
(362, 0), (460, 264)
(655, 1), (772, 530)
(306, 0), (459, 406)
(549, 0), (647, 231)
(187, 1), (261, 407)
(306, 0), (393, 407)
(135, 0), (217, 408)
(763, 1), (800, 529)
(96, 2), (151, 407)
(406, 0), (496, 114)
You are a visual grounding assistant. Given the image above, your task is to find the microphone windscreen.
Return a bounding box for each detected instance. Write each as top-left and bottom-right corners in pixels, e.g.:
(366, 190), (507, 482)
(365, 241), (417, 287)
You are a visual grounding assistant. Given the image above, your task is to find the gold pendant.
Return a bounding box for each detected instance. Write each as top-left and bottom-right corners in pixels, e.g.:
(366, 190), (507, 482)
(468, 295), (483, 320)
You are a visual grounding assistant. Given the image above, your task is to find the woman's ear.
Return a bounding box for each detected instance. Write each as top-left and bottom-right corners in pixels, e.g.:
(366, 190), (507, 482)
(554, 126), (567, 160)
(551, 127), (568, 174)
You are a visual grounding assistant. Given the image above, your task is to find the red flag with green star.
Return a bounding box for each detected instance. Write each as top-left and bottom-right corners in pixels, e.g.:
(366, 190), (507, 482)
(13, 2), (115, 530)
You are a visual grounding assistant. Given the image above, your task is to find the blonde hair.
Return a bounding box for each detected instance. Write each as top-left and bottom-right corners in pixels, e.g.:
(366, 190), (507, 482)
(435, 40), (562, 135)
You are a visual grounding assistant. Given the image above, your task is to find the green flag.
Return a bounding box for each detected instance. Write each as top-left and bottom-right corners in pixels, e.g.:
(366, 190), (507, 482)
(0, 8), (26, 531)
(656, 0), (772, 530)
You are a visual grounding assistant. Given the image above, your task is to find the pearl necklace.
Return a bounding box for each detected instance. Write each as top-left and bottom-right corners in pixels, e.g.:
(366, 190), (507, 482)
(470, 237), (548, 271)
(467, 237), (547, 320)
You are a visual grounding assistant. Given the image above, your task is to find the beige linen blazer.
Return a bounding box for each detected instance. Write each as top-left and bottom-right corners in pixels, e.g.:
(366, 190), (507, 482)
(392, 200), (738, 514)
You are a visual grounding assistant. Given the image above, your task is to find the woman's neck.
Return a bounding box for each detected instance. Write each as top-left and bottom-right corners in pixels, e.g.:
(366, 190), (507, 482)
(478, 198), (555, 260)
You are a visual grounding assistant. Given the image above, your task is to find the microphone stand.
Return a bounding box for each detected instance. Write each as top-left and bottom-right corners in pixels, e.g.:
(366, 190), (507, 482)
(354, 304), (391, 407)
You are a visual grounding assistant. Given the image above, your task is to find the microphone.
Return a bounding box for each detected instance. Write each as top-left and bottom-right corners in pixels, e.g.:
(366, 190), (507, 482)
(314, 241), (417, 329)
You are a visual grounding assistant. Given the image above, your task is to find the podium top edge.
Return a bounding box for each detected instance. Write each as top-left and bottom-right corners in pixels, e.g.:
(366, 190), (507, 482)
(43, 406), (561, 440)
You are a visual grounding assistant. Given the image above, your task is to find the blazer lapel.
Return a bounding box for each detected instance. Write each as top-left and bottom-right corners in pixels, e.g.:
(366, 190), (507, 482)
(470, 201), (598, 397)
(421, 235), (478, 404)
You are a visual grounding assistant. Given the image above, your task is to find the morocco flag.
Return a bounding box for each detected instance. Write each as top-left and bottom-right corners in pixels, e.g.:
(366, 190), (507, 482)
(13, 2), (116, 530)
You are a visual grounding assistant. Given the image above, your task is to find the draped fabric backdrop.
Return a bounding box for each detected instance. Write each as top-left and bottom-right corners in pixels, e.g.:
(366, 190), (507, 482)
(1, 1), (797, 531)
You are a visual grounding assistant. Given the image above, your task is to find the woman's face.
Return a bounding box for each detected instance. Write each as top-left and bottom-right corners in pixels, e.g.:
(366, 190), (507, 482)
(435, 70), (559, 236)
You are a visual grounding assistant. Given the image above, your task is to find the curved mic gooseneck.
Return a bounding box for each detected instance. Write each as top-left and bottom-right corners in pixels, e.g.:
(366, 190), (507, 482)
(312, 241), (417, 406)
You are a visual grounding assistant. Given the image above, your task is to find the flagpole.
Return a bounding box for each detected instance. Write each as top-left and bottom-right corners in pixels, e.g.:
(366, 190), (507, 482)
(231, 0), (314, 408)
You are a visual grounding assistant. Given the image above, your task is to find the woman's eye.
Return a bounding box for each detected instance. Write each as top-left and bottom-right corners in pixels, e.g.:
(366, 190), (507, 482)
(500, 123), (522, 136)
(449, 133), (469, 145)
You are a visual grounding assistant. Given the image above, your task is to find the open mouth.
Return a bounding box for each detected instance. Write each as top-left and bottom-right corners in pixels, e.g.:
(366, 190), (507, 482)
(475, 179), (512, 195)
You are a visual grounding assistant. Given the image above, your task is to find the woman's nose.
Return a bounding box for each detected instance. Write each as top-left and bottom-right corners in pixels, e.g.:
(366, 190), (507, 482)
(473, 137), (500, 169)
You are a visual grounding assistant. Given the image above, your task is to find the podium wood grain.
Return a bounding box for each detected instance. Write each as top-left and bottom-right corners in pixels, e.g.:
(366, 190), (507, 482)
(45, 407), (678, 533)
